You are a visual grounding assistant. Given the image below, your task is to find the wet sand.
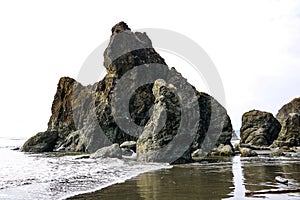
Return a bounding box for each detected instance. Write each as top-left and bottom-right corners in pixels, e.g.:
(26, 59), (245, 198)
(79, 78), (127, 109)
(69, 163), (233, 200)
(69, 156), (300, 200)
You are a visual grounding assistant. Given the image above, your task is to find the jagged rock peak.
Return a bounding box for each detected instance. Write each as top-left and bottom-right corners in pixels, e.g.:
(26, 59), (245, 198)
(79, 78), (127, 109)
(111, 21), (131, 34)
(104, 21), (166, 77)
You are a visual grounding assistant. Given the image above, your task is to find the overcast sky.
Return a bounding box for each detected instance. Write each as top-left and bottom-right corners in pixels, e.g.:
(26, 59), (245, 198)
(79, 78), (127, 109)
(0, 0), (299, 138)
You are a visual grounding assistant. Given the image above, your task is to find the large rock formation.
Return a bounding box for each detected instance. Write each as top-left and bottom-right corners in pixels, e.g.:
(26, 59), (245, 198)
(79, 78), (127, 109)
(272, 98), (300, 147)
(22, 22), (163, 153)
(22, 22), (233, 163)
(239, 110), (281, 147)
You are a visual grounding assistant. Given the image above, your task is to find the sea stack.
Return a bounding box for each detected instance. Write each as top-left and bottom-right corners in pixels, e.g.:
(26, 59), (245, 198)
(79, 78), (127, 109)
(22, 22), (233, 163)
(239, 110), (281, 147)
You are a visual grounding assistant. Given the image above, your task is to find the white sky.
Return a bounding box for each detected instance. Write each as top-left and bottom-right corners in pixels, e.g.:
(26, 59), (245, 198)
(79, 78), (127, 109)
(0, 0), (299, 138)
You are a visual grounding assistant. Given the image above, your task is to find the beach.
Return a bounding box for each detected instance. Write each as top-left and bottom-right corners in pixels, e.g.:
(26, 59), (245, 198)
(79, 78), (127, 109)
(69, 156), (300, 200)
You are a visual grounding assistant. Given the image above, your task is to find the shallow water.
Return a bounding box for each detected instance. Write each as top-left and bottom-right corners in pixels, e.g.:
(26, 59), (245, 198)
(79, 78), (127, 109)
(70, 156), (300, 200)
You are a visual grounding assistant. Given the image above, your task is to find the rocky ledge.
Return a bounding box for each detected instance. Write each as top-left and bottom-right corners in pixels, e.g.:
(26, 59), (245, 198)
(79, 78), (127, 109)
(21, 22), (233, 164)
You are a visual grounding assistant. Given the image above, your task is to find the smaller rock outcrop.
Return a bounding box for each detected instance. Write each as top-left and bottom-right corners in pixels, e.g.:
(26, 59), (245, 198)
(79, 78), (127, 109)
(240, 110), (281, 147)
(272, 113), (300, 147)
(90, 143), (122, 159)
(21, 131), (58, 152)
(272, 97), (300, 148)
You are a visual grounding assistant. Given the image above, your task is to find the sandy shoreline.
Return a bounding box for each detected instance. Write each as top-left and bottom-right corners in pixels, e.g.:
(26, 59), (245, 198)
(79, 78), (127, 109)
(68, 156), (300, 200)
(68, 161), (234, 200)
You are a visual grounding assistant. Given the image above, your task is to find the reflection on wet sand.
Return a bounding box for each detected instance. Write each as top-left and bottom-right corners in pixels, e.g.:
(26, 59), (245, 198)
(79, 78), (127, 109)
(70, 157), (300, 200)
(136, 165), (233, 200)
(70, 162), (234, 200)
(243, 158), (300, 193)
(231, 156), (246, 198)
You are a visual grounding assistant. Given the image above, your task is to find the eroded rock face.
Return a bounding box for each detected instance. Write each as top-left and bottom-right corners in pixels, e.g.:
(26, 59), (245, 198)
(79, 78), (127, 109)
(272, 113), (300, 147)
(272, 98), (300, 148)
(137, 79), (233, 163)
(272, 98), (300, 147)
(22, 22), (233, 163)
(137, 82), (182, 163)
(22, 22), (163, 153)
(276, 97), (300, 124)
(240, 110), (281, 147)
(21, 77), (91, 152)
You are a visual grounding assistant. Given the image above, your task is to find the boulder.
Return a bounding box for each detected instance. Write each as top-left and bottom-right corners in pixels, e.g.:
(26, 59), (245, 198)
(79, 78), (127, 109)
(191, 149), (205, 158)
(90, 143), (122, 159)
(240, 110), (281, 147)
(21, 131), (58, 152)
(209, 144), (234, 157)
(240, 147), (258, 157)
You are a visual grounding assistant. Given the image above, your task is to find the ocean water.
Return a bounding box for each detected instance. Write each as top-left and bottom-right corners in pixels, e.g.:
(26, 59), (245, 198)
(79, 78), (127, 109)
(0, 138), (171, 200)
(0, 137), (26, 149)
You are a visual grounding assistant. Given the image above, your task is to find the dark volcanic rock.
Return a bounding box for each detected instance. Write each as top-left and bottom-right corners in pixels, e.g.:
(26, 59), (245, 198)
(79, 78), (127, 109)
(104, 22), (165, 77)
(22, 22), (233, 163)
(22, 22), (164, 153)
(21, 131), (58, 152)
(240, 110), (281, 147)
(93, 21), (166, 148)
